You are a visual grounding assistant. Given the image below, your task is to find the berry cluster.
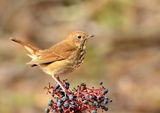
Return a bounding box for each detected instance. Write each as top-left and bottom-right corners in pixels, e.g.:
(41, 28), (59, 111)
(44, 81), (112, 113)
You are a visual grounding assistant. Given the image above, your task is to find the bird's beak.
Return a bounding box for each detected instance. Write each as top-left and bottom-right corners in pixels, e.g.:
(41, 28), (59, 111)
(87, 35), (94, 39)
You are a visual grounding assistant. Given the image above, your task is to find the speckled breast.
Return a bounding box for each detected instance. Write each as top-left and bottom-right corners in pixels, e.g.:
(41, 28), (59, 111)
(69, 44), (86, 70)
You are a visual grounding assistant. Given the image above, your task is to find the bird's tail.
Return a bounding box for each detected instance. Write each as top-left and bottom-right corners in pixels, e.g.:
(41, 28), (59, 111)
(10, 37), (39, 57)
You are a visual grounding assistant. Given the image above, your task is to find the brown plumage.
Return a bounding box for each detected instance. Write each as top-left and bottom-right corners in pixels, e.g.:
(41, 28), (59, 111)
(10, 31), (93, 92)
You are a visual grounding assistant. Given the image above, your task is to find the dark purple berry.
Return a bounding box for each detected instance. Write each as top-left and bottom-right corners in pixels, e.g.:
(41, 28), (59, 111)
(70, 101), (75, 105)
(60, 91), (65, 97)
(103, 106), (108, 111)
(58, 107), (63, 113)
(103, 98), (109, 105)
(91, 110), (97, 113)
(92, 95), (97, 100)
(64, 102), (69, 108)
(57, 99), (62, 107)
(89, 95), (93, 99)
(85, 95), (89, 100)
(83, 100), (88, 104)
(93, 101), (98, 106)
(61, 96), (68, 101)
(102, 89), (108, 95)
(98, 96), (105, 103)
(54, 84), (60, 90)
(57, 101), (61, 107)
(45, 108), (50, 113)
(69, 94), (74, 100)
(48, 99), (53, 106)
(65, 82), (70, 89)
(81, 83), (86, 87)
(70, 104), (75, 109)
(100, 82), (103, 85)
(57, 99), (62, 103)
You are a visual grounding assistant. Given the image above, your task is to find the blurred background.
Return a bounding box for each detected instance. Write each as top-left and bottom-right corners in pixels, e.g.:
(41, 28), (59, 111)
(0, 0), (160, 113)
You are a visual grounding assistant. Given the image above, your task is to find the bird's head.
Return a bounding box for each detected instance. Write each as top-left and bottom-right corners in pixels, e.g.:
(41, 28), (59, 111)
(65, 31), (94, 48)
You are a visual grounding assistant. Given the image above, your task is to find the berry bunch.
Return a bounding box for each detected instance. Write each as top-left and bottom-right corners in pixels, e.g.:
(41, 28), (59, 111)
(44, 81), (112, 113)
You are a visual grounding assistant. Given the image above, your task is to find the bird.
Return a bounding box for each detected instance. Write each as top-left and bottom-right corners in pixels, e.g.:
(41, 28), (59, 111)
(10, 31), (93, 92)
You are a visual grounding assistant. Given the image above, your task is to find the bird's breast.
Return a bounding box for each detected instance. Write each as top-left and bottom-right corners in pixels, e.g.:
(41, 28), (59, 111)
(68, 45), (86, 68)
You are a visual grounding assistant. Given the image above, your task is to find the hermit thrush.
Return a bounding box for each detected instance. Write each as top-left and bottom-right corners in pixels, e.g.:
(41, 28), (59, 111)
(10, 31), (93, 92)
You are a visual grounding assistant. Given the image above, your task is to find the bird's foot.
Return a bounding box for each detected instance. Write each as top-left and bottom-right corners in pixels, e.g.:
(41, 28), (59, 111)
(56, 77), (70, 94)
(52, 75), (70, 94)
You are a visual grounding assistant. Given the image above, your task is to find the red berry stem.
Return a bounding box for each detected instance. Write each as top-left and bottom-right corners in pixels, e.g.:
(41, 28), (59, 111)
(44, 80), (112, 113)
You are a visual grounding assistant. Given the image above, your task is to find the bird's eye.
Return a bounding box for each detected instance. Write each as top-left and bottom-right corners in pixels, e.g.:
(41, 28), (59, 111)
(77, 35), (81, 39)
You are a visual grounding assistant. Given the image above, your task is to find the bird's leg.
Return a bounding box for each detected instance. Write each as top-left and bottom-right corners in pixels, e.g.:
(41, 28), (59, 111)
(52, 75), (67, 93)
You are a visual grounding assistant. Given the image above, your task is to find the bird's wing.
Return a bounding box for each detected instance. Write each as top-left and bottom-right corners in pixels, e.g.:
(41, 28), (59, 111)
(27, 41), (76, 65)
(27, 52), (64, 65)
